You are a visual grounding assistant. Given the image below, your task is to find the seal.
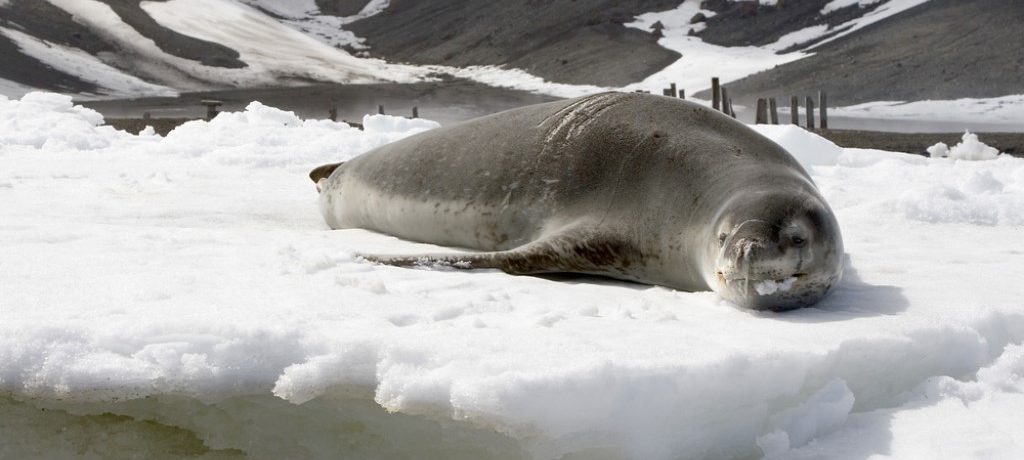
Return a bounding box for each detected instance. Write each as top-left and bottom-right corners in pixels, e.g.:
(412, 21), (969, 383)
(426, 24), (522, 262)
(311, 92), (844, 310)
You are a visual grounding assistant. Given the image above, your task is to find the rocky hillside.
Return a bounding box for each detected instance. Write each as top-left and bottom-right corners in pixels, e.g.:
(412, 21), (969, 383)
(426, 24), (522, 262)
(0, 0), (1020, 105)
(694, 0), (1024, 106)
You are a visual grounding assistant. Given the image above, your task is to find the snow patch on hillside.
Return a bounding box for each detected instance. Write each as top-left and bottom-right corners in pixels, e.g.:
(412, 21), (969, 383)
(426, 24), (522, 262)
(139, 0), (428, 85)
(811, 0), (934, 49)
(625, 3), (807, 95)
(0, 26), (176, 98)
(0, 77), (35, 99)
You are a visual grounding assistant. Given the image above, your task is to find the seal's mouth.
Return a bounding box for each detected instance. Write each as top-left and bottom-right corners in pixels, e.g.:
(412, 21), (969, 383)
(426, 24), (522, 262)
(715, 271), (809, 296)
(715, 271), (808, 284)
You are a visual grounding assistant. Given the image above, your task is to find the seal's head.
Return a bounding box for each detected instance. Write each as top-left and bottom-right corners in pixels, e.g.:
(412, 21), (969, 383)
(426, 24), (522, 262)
(706, 191), (844, 311)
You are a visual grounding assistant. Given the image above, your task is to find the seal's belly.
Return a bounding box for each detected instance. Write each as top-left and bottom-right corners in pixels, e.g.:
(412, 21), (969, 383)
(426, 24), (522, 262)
(321, 174), (545, 251)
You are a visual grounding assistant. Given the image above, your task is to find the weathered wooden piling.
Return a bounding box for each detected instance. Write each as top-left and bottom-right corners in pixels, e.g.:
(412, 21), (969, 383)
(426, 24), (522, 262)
(378, 104), (385, 115)
(819, 91), (828, 130)
(712, 77), (721, 111)
(670, 83), (678, 98)
(200, 99), (222, 121)
(412, 106), (419, 118)
(769, 98), (779, 124)
(755, 98), (768, 124)
(790, 96), (799, 125)
(328, 107), (338, 122)
(805, 96), (816, 129)
(663, 88), (674, 96)
(679, 89), (685, 99)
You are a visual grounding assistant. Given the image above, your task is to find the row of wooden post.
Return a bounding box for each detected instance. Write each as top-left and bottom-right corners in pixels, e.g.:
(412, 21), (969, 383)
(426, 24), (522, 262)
(756, 93), (828, 129)
(327, 105), (419, 122)
(650, 78), (829, 130)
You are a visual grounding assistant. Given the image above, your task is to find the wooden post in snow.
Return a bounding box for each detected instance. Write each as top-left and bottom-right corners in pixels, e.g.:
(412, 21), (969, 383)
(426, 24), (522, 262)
(412, 106), (419, 119)
(819, 91), (828, 129)
(720, 87), (730, 115)
(328, 107), (338, 122)
(201, 99), (223, 121)
(755, 98), (768, 124)
(378, 104), (385, 115)
(712, 77), (721, 111)
(670, 83), (678, 98)
(769, 98), (779, 124)
(790, 96), (799, 125)
(805, 96), (816, 129)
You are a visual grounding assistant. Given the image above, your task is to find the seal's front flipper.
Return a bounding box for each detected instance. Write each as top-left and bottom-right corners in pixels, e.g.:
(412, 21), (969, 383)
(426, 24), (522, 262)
(309, 162), (344, 192)
(359, 228), (643, 280)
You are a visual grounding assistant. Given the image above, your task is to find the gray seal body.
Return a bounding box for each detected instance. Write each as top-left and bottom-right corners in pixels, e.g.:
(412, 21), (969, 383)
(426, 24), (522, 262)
(312, 92), (844, 310)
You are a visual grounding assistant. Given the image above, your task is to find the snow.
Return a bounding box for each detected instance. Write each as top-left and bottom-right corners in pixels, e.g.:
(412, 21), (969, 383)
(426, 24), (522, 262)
(625, 2), (807, 96)
(0, 77), (34, 99)
(928, 131), (1002, 161)
(239, 0), (316, 18)
(432, 65), (613, 99)
(623, 0), (937, 97)
(833, 95), (1024, 127)
(821, 0), (882, 15)
(3, 93), (1024, 459)
(809, 0), (934, 50)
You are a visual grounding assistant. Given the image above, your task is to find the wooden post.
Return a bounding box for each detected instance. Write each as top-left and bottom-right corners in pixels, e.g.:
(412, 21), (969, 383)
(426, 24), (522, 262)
(729, 98), (736, 118)
(790, 96), (799, 125)
(663, 88), (674, 96)
(755, 98), (768, 124)
(412, 106), (419, 119)
(712, 77), (721, 111)
(328, 107), (337, 121)
(769, 98), (779, 124)
(142, 111), (151, 121)
(201, 99), (223, 121)
(720, 87), (730, 114)
(670, 83), (678, 98)
(378, 104), (385, 115)
(819, 91), (828, 129)
(679, 89), (685, 99)
(805, 96), (816, 129)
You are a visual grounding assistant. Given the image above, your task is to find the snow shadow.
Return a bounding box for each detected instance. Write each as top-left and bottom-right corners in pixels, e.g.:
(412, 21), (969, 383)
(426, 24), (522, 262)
(764, 256), (909, 323)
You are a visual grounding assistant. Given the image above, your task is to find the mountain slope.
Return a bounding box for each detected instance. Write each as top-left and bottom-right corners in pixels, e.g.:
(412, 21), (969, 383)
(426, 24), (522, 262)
(345, 0), (684, 87)
(696, 0), (1024, 106)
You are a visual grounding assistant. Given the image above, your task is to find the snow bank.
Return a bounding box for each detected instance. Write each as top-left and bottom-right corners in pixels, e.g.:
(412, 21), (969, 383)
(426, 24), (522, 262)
(833, 95), (1024, 126)
(928, 131), (1002, 161)
(0, 92), (127, 149)
(750, 124), (844, 166)
(3, 93), (1024, 459)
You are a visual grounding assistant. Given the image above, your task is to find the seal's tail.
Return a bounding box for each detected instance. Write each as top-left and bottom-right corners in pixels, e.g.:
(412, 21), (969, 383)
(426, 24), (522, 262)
(309, 162), (344, 192)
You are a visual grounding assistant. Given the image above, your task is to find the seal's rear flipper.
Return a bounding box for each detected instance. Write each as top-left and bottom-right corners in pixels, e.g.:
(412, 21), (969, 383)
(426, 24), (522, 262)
(309, 162), (344, 192)
(359, 229), (643, 279)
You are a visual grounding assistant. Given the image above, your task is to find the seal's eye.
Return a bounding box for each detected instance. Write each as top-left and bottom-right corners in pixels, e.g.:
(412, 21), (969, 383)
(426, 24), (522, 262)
(791, 235), (807, 247)
(718, 232), (728, 246)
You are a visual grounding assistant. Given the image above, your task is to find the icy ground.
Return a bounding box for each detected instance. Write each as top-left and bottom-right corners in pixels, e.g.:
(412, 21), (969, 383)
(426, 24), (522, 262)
(2, 93), (1024, 459)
